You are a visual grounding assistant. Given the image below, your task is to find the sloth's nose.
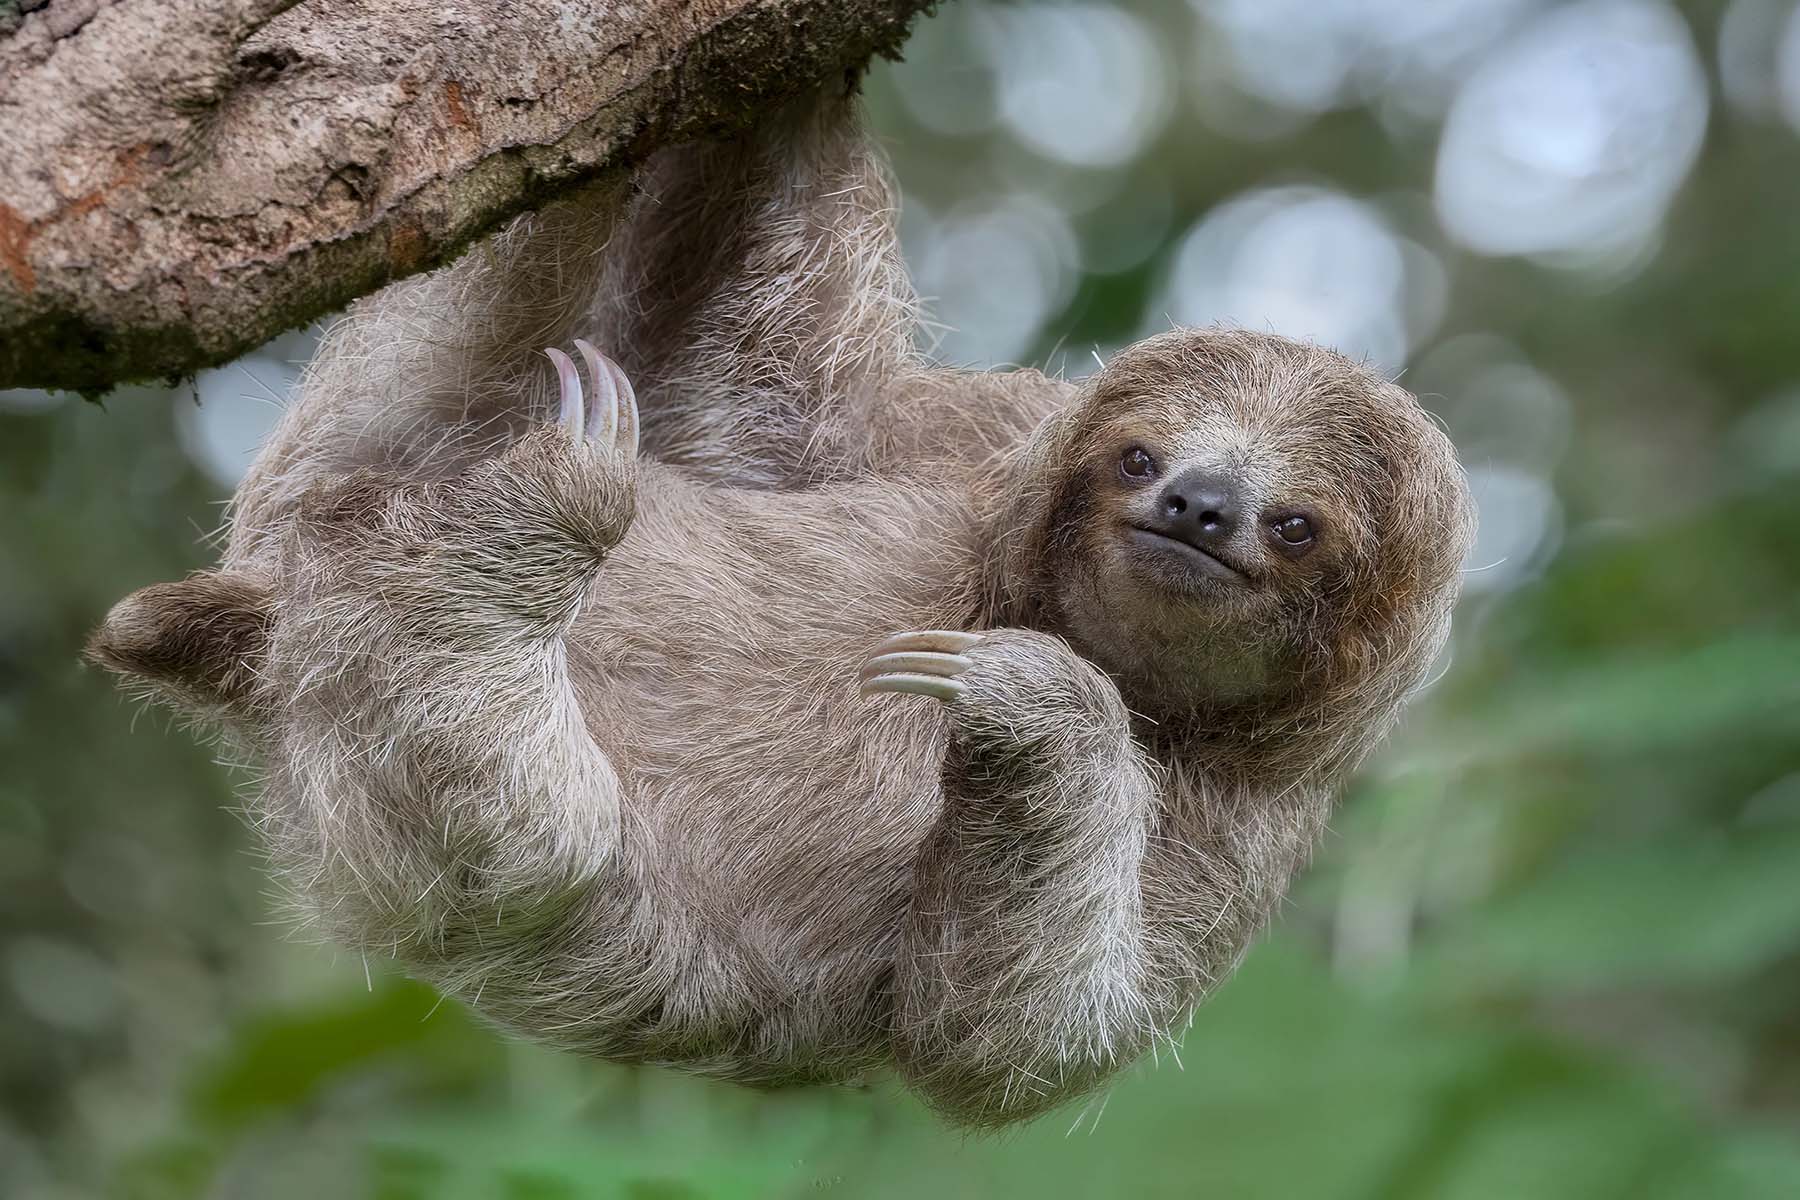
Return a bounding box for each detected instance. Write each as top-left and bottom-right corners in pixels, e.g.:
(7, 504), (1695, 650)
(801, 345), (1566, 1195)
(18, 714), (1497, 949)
(1157, 467), (1241, 546)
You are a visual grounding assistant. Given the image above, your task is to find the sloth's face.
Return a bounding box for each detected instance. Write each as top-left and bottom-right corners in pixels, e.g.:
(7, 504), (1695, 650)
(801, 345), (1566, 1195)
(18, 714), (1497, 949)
(1103, 435), (1334, 601)
(1035, 329), (1471, 710)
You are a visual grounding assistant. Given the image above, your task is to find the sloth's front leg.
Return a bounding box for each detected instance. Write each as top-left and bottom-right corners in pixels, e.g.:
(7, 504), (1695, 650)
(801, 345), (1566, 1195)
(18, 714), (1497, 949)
(260, 347), (670, 1035)
(865, 629), (1168, 1128)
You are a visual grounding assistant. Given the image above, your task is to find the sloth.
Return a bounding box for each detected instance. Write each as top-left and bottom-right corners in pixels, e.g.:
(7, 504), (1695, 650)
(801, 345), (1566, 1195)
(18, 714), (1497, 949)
(88, 86), (1474, 1128)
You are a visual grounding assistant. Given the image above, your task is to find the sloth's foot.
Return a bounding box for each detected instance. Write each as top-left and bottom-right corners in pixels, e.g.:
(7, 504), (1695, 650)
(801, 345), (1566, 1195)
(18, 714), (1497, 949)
(859, 630), (984, 701)
(443, 340), (640, 623)
(292, 342), (641, 632)
(473, 337), (641, 556)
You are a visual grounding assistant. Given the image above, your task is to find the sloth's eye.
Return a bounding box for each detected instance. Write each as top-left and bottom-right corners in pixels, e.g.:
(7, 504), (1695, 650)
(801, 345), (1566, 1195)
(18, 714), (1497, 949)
(1272, 515), (1315, 546)
(1120, 447), (1158, 481)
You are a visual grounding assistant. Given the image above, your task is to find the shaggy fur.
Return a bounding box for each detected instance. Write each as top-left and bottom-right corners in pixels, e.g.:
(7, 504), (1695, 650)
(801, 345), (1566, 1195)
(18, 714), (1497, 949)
(88, 86), (1474, 1129)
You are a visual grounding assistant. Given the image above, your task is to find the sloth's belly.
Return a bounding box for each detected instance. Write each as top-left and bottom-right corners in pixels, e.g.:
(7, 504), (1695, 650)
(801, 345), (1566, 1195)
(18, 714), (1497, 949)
(544, 470), (987, 1045)
(585, 639), (953, 954)
(557, 628), (954, 1075)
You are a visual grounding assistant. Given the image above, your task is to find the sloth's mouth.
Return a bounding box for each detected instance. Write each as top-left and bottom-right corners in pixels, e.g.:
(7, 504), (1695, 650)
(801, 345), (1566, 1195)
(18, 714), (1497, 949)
(1126, 526), (1249, 583)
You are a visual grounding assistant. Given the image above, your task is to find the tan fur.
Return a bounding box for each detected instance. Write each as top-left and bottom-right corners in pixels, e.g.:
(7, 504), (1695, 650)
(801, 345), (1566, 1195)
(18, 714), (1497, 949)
(87, 85), (1474, 1129)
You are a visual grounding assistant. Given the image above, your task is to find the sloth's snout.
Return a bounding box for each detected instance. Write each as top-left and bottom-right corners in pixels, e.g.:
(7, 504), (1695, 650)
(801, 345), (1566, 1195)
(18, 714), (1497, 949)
(1154, 466), (1241, 550)
(1127, 465), (1251, 582)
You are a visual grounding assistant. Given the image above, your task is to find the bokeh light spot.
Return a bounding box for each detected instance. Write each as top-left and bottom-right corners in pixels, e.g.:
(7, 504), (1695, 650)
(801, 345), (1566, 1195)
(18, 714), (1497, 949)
(913, 198), (1079, 367)
(1434, 0), (1708, 264)
(991, 4), (1172, 169)
(1158, 186), (1429, 372)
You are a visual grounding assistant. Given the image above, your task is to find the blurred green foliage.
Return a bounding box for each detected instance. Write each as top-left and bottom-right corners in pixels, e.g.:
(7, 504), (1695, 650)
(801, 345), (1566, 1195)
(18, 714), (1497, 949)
(4, 1), (1800, 1196)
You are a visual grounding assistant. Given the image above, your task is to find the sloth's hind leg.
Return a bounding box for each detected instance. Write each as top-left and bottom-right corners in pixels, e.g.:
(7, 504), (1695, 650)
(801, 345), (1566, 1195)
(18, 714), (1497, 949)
(255, 348), (670, 1036)
(91, 346), (638, 731)
(289, 342), (640, 635)
(227, 175), (632, 566)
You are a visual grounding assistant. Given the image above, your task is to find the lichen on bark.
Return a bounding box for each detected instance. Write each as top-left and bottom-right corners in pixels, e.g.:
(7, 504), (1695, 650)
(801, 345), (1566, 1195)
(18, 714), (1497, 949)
(0, 0), (935, 392)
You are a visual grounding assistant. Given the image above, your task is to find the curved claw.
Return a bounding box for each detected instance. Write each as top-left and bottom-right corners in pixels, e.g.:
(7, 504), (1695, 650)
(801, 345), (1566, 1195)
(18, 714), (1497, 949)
(871, 630), (984, 656)
(858, 650), (974, 681)
(575, 339), (640, 460)
(605, 354), (641, 461)
(859, 631), (984, 703)
(545, 347), (583, 442)
(572, 339), (618, 451)
(859, 672), (967, 702)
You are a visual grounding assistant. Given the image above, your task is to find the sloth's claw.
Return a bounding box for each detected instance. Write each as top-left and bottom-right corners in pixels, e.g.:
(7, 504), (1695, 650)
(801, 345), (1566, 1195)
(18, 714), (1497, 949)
(571, 339), (617, 451)
(870, 630), (984, 656)
(546, 347), (583, 442)
(858, 650), (974, 680)
(860, 672), (967, 702)
(548, 341), (640, 459)
(859, 632), (984, 702)
(593, 342), (641, 461)
(573, 339), (640, 459)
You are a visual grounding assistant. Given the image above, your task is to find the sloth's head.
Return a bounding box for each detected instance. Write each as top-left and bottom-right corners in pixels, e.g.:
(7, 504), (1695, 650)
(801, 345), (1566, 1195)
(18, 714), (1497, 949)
(999, 328), (1474, 757)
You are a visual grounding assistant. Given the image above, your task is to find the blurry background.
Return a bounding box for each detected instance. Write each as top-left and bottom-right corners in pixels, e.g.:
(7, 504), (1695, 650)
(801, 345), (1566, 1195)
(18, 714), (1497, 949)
(4, 0), (1800, 1195)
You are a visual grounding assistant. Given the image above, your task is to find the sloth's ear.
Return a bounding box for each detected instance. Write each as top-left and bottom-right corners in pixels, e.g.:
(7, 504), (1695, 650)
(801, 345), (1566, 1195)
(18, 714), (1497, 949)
(86, 569), (273, 716)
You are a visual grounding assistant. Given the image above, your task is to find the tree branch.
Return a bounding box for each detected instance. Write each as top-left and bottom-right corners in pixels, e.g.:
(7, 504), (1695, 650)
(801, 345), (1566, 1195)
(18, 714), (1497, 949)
(0, 0), (935, 392)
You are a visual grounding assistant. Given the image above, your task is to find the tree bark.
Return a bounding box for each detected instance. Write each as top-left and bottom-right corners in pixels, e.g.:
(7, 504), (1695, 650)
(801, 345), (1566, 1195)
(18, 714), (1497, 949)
(0, 0), (934, 393)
